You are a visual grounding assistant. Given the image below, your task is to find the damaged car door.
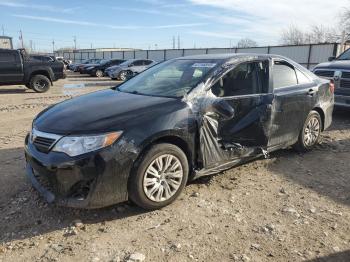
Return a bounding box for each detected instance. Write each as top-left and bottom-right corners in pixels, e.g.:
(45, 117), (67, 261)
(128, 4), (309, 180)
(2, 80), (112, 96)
(199, 60), (273, 173)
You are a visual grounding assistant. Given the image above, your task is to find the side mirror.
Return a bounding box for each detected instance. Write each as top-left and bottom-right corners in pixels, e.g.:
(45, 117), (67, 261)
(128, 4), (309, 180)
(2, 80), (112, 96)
(328, 56), (336, 62)
(207, 99), (235, 119)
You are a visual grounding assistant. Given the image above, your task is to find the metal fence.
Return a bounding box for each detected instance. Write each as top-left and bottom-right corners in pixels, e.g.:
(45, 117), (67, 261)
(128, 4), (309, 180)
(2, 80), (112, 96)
(55, 43), (343, 69)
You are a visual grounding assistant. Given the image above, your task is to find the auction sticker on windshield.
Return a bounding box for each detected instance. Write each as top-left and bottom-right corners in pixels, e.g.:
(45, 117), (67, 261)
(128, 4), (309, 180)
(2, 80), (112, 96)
(192, 63), (217, 68)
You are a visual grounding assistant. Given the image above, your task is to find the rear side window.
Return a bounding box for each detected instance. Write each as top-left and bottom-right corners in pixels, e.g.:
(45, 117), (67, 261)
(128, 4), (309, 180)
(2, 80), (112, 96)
(273, 61), (297, 88)
(0, 52), (16, 62)
(133, 60), (143, 66)
(296, 69), (311, 84)
(144, 60), (153, 65)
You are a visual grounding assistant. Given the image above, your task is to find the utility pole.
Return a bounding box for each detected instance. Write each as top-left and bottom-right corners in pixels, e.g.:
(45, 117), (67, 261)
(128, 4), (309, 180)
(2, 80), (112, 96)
(90, 43), (93, 49)
(19, 30), (24, 48)
(73, 35), (77, 50)
(1, 25), (4, 36)
(177, 35), (180, 49)
(30, 40), (33, 53)
(172, 36), (175, 49)
(52, 39), (55, 53)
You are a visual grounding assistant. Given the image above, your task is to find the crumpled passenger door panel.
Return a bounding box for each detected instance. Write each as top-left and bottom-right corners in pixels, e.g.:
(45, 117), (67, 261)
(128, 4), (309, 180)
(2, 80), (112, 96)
(197, 94), (273, 176)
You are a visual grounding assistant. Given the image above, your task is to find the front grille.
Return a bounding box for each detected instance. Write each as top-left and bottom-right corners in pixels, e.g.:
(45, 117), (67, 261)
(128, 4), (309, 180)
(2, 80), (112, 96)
(341, 71), (350, 79)
(314, 70), (334, 78)
(33, 136), (56, 153)
(340, 80), (350, 89)
(31, 129), (62, 153)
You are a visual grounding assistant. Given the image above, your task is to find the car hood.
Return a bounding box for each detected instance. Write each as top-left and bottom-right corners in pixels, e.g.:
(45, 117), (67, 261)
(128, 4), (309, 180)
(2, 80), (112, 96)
(34, 89), (183, 135)
(314, 60), (350, 70)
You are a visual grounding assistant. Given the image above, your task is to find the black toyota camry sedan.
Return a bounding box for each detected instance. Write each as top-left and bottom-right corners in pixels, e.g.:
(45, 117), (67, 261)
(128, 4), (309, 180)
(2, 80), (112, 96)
(25, 54), (334, 210)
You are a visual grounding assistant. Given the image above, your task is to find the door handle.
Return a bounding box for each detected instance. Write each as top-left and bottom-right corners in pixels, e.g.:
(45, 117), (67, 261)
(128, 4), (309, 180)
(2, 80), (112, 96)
(307, 88), (316, 96)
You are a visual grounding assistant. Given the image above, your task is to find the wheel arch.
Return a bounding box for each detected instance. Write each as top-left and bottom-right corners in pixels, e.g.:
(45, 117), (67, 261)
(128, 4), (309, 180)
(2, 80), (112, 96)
(128, 133), (195, 184)
(29, 70), (52, 84)
(312, 107), (325, 131)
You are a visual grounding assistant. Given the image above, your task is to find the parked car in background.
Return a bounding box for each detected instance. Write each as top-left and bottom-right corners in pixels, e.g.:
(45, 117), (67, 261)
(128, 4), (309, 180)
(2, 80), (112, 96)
(106, 59), (156, 80)
(313, 48), (350, 108)
(25, 54), (333, 210)
(85, 59), (125, 77)
(0, 49), (65, 92)
(78, 59), (104, 74)
(56, 57), (72, 68)
(69, 59), (100, 72)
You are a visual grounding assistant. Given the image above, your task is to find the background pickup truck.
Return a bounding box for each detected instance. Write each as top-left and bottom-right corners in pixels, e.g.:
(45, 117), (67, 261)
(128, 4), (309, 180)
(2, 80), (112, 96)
(313, 47), (350, 108)
(0, 49), (65, 93)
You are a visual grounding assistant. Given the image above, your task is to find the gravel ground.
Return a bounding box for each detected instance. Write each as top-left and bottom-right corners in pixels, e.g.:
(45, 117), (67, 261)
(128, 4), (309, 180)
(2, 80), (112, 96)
(0, 72), (349, 262)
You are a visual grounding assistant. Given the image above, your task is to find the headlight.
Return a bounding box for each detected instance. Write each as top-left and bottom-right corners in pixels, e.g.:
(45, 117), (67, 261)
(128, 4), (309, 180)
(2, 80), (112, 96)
(52, 131), (122, 157)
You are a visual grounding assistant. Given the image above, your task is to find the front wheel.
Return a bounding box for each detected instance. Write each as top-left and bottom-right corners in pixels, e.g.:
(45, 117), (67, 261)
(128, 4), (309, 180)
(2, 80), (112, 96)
(30, 75), (51, 93)
(293, 110), (322, 152)
(118, 70), (131, 81)
(128, 143), (189, 210)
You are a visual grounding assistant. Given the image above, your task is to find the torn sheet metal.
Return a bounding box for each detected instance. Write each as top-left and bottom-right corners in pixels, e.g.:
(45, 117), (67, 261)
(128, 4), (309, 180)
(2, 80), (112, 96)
(183, 56), (273, 178)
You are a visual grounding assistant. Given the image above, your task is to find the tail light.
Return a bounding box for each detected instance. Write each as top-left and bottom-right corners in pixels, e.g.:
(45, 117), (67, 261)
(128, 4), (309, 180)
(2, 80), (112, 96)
(329, 80), (335, 94)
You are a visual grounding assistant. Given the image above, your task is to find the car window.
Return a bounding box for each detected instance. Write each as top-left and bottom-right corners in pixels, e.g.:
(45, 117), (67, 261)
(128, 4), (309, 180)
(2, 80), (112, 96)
(0, 52), (16, 62)
(133, 60), (144, 66)
(211, 61), (268, 97)
(118, 59), (219, 98)
(296, 69), (311, 84)
(337, 48), (350, 60)
(273, 61), (297, 88)
(144, 60), (153, 65)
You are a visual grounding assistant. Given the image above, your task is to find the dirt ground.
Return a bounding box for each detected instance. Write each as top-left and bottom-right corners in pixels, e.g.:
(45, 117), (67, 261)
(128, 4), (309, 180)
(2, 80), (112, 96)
(0, 72), (349, 262)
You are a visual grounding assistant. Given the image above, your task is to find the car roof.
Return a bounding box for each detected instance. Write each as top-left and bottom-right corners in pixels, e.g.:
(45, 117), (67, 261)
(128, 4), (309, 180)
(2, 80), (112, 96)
(175, 53), (286, 61)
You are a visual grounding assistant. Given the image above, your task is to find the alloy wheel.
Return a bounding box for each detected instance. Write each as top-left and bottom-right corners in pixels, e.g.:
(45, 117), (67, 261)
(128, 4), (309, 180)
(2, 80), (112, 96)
(120, 71), (127, 81)
(304, 116), (320, 146)
(143, 154), (183, 202)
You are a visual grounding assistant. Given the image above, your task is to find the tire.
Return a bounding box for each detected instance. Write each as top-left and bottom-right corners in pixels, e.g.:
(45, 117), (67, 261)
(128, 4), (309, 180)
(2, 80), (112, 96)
(29, 75), (51, 93)
(95, 70), (103, 77)
(128, 143), (189, 210)
(118, 70), (129, 81)
(293, 110), (322, 152)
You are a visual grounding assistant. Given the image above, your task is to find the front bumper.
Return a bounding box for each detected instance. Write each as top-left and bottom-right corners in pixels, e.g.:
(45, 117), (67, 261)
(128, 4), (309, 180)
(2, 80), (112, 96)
(24, 134), (136, 208)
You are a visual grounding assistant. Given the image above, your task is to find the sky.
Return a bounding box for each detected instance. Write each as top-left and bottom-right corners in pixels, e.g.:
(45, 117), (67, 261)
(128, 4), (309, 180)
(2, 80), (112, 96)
(0, 0), (348, 52)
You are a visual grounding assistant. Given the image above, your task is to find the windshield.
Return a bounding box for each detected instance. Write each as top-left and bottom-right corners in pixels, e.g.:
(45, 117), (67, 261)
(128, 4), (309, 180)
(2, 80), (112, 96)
(117, 59), (220, 98)
(337, 48), (350, 60)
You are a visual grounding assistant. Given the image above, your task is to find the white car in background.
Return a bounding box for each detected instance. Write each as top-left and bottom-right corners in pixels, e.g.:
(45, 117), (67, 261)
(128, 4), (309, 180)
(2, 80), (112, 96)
(105, 59), (156, 80)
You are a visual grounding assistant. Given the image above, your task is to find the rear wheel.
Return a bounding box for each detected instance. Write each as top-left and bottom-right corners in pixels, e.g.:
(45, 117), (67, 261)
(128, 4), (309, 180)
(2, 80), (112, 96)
(293, 110), (322, 152)
(30, 75), (51, 93)
(95, 70), (103, 77)
(128, 143), (189, 210)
